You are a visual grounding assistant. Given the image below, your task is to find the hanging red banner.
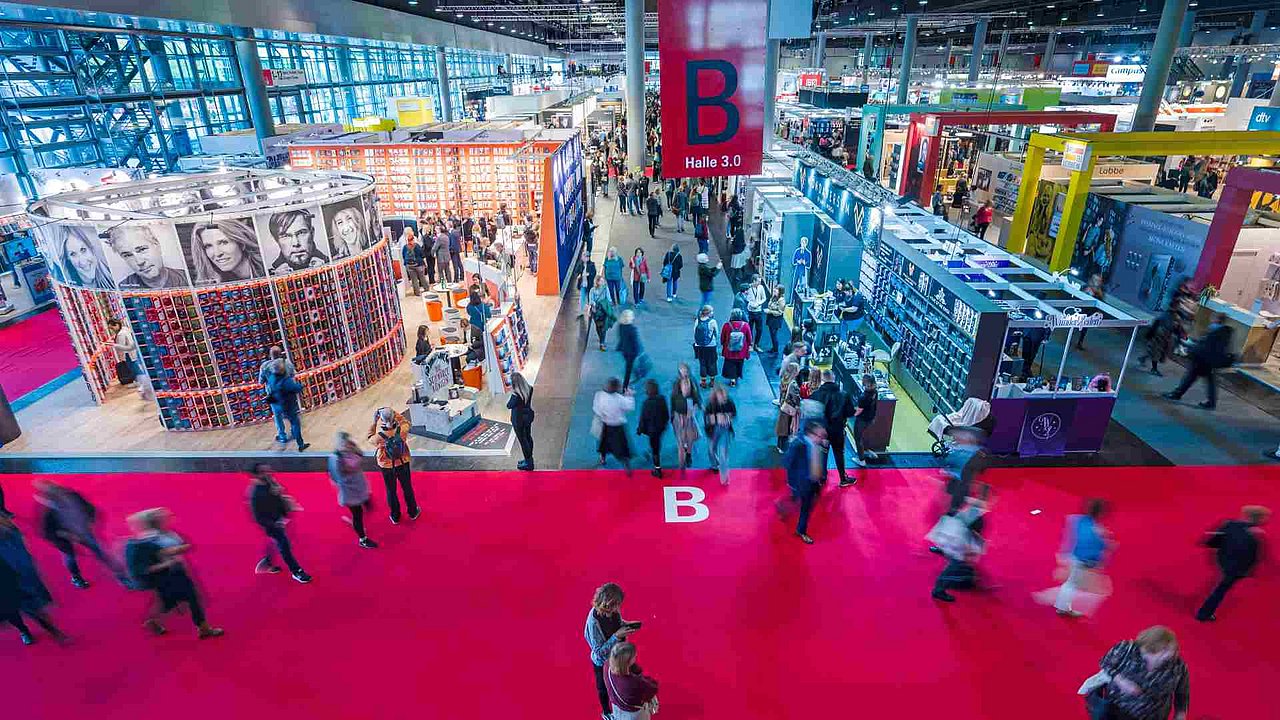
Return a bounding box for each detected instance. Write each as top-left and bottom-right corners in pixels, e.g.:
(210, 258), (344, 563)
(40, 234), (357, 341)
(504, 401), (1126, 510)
(658, 0), (768, 179)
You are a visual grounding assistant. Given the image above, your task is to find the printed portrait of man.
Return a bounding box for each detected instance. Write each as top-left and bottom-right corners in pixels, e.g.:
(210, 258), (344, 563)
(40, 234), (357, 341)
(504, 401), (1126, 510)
(105, 224), (191, 289)
(261, 208), (330, 275)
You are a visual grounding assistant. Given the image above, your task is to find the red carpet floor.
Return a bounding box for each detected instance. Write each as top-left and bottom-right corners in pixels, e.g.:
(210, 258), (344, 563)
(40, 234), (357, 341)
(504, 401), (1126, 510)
(1, 465), (1276, 719)
(0, 308), (79, 400)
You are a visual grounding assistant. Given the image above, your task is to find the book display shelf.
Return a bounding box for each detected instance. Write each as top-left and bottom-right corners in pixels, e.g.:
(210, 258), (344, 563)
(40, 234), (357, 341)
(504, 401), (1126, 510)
(28, 169), (406, 431)
(483, 296), (530, 395)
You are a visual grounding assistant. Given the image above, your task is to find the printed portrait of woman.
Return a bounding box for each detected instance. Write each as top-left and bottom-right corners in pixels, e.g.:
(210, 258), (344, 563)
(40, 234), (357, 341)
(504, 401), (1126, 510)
(182, 218), (267, 285)
(328, 206), (367, 259)
(51, 225), (116, 290)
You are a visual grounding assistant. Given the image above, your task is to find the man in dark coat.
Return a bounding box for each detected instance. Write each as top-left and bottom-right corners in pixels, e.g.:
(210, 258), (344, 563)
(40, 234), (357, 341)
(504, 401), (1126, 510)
(809, 370), (855, 487)
(1196, 505), (1270, 621)
(779, 420), (828, 544)
(33, 480), (128, 589)
(248, 464), (311, 584)
(1163, 312), (1233, 410)
(0, 515), (67, 645)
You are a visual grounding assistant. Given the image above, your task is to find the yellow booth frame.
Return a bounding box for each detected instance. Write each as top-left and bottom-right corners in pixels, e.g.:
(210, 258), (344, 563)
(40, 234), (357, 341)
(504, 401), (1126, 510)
(1006, 130), (1280, 272)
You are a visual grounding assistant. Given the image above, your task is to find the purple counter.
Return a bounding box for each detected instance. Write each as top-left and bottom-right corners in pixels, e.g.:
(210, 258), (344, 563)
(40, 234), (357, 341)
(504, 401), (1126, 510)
(986, 395), (1117, 457)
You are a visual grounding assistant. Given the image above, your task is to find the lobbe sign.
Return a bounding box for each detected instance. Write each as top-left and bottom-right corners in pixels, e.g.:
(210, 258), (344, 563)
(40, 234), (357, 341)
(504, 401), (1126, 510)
(658, 0), (768, 179)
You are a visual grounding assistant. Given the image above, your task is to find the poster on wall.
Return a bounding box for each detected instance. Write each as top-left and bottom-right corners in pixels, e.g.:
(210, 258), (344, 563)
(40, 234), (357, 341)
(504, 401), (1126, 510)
(809, 221), (831, 294)
(176, 218), (268, 286)
(1104, 204), (1208, 312)
(100, 221), (192, 289)
(254, 205), (331, 275)
(364, 190), (386, 244)
(322, 198), (370, 260)
(36, 223), (118, 290)
(658, 0), (768, 179)
(1026, 180), (1064, 263)
(1069, 193), (1126, 283)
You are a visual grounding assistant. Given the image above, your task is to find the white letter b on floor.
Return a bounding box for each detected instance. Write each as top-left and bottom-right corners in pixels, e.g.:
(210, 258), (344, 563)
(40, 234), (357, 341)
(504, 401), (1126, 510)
(663, 487), (709, 523)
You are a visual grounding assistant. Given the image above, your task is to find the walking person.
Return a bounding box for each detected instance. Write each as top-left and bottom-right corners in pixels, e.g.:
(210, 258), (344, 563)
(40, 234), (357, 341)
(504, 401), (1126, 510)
(448, 221), (464, 280)
(593, 378), (635, 472)
(972, 201), (994, 239)
(692, 305), (720, 388)
(617, 309), (647, 392)
(1162, 312), (1233, 410)
(637, 379), (670, 478)
(929, 489), (989, 603)
(603, 247), (624, 306)
(618, 175), (631, 216)
(670, 365), (702, 470)
(33, 480), (128, 589)
(673, 183), (689, 233)
(261, 351), (308, 452)
(661, 243), (683, 302)
(719, 308), (753, 388)
(1051, 499), (1111, 617)
(368, 407), (419, 525)
(401, 231), (428, 296)
(327, 432), (378, 548)
(508, 371), (536, 471)
(1195, 505), (1270, 621)
(696, 253), (721, 307)
(775, 361), (802, 453)
(763, 286), (786, 353)
(578, 248), (598, 317)
(645, 192), (663, 238)
(583, 210), (597, 254)
(629, 248), (650, 306)
(247, 464), (311, 583)
(704, 383), (737, 486)
(694, 216), (710, 256)
(586, 276), (616, 351)
(743, 276), (767, 351)
(811, 370), (854, 487)
(0, 515), (68, 646)
(606, 642), (660, 720)
(779, 420), (827, 544)
(1088, 626), (1190, 720)
(124, 508), (224, 639)
(433, 225), (453, 285)
(584, 582), (638, 720)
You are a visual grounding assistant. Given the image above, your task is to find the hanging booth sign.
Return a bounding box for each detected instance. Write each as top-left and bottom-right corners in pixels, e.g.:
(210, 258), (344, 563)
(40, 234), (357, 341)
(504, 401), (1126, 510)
(1061, 140), (1092, 172)
(658, 0), (768, 178)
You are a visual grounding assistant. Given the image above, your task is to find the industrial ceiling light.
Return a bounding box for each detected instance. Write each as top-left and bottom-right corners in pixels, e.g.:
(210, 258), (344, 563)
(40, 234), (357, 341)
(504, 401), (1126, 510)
(408, 0), (418, 5)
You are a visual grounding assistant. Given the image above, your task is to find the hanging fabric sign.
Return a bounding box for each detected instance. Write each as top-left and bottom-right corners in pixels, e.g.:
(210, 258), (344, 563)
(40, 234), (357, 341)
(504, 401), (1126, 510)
(658, 0), (768, 179)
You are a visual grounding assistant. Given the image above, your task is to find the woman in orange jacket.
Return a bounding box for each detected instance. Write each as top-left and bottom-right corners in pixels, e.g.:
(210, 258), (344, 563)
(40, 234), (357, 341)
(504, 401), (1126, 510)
(367, 408), (419, 524)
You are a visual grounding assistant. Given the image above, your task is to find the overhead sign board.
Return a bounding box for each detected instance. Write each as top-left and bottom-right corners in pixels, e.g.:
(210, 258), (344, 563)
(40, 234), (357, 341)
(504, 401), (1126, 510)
(262, 68), (306, 87)
(1104, 64), (1146, 83)
(658, 0), (768, 179)
(1061, 140), (1092, 172)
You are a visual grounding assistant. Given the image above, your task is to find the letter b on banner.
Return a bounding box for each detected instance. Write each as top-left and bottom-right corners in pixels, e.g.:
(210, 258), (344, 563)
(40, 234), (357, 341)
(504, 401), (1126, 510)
(687, 60), (740, 145)
(663, 487), (709, 523)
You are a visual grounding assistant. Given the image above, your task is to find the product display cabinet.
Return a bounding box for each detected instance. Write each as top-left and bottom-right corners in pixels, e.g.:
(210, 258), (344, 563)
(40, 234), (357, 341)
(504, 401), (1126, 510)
(29, 169), (405, 431)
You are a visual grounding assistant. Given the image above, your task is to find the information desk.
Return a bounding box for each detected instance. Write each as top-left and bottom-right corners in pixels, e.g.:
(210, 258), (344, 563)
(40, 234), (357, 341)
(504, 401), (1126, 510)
(987, 390), (1117, 457)
(832, 351), (897, 452)
(408, 346), (480, 441)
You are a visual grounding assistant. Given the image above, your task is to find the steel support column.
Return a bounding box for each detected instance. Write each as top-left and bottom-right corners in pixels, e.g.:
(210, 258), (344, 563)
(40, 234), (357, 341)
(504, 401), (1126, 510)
(969, 19), (988, 83)
(896, 15), (918, 104)
(1132, 0), (1189, 133)
(764, 39), (780, 150)
(624, 0), (645, 171)
(863, 33), (875, 85)
(233, 36), (275, 147)
(436, 47), (453, 121)
(1042, 31), (1057, 74)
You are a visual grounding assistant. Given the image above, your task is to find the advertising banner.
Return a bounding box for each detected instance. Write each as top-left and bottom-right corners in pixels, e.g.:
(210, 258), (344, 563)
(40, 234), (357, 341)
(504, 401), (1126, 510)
(1104, 204), (1208, 312)
(1018, 399), (1077, 457)
(658, 0), (768, 179)
(100, 221), (192, 290)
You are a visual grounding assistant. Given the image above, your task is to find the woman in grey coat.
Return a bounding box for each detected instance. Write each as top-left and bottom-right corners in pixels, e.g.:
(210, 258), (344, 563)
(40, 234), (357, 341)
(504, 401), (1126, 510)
(328, 431), (377, 548)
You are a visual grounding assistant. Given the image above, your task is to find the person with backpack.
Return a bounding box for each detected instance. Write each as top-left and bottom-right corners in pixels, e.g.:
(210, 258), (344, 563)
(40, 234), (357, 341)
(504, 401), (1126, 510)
(661, 243), (683, 302)
(696, 253), (721, 307)
(1162, 312), (1233, 410)
(328, 432), (377, 548)
(260, 353), (308, 452)
(692, 305), (720, 388)
(32, 480), (129, 589)
(673, 183), (689, 233)
(368, 408), (419, 525)
(719, 308), (753, 388)
(1196, 505), (1270, 621)
(247, 464), (312, 584)
(693, 216), (710, 256)
(124, 507), (224, 639)
(587, 276), (616, 352)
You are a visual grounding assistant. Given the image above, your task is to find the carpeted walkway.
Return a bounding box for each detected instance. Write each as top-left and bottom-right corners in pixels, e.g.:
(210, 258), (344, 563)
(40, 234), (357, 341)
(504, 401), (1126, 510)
(0, 465), (1275, 719)
(0, 308), (79, 401)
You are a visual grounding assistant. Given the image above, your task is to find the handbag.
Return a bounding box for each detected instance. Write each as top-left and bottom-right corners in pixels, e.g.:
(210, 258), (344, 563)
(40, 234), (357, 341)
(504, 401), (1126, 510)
(1080, 643), (1133, 720)
(590, 416), (603, 439)
(661, 263), (672, 281)
(116, 359), (137, 385)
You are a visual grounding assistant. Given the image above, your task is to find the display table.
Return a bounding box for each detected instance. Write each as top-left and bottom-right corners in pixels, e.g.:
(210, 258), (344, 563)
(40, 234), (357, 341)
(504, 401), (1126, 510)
(986, 386), (1117, 456)
(1195, 298), (1279, 365)
(832, 351), (896, 452)
(408, 347), (480, 441)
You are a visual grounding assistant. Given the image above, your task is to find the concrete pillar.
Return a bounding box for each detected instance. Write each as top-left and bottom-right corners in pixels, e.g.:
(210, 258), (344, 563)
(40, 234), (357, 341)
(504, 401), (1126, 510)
(624, 0), (645, 171)
(764, 39), (780, 150)
(944, 40), (953, 70)
(896, 15), (918, 104)
(1042, 31), (1058, 75)
(1231, 11), (1268, 97)
(996, 30), (1010, 69)
(1270, 78), (1280, 107)
(969, 19), (988, 83)
(1178, 10), (1195, 47)
(813, 32), (827, 69)
(233, 37), (275, 147)
(435, 47), (453, 121)
(863, 33), (875, 85)
(1132, 0), (1188, 133)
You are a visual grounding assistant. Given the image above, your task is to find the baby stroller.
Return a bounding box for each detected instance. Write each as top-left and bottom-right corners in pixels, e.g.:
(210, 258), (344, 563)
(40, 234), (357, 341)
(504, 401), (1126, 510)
(928, 398), (995, 458)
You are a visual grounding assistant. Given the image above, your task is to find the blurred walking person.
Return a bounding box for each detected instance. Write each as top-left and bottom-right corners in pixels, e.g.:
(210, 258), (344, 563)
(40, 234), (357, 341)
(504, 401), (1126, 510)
(1050, 499), (1111, 617)
(248, 464), (312, 584)
(704, 383), (737, 486)
(33, 479), (128, 588)
(328, 432), (378, 548)
(369, 407), (419, 525)
(670, 364), (702, 470)
(0, 515), (67, 646)
(593, 377), (635, 472)
(778, 420), (827, 544)
(1163, 312), (1233, 410)
(637, 379), (670, 478)
(692, 305), (719, 388)
(1087, 626), (1189, 720)
(124, 508), (224, 639)
(1196, 505), (1270, 621)
(617, 309), (646, 392)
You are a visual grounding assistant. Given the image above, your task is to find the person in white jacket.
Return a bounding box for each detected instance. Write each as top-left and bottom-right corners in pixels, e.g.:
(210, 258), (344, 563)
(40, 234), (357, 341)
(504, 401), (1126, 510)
(743, 275), (767, 352)
(593, 377), (635, 472)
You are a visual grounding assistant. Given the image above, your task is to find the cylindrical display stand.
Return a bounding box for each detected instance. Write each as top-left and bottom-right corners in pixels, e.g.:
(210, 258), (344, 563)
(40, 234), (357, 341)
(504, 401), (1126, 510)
(29, 169), (405, 431)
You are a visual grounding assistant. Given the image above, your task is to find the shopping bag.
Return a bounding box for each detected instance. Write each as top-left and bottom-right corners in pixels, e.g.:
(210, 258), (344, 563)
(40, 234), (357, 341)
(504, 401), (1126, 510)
(116, 360), (137, 385)
(634, 353), (653, 379)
